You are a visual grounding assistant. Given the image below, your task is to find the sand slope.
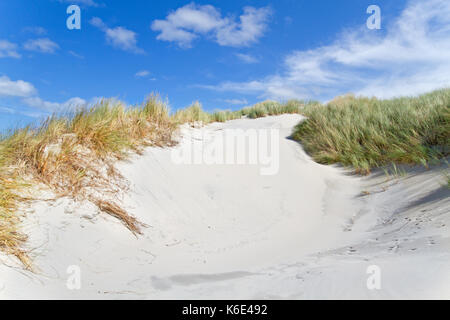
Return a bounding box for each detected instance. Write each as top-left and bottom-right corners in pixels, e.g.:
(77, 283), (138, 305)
(0, 114), (449, 299)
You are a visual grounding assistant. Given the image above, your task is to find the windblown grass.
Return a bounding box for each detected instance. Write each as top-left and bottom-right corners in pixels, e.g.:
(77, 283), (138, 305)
(4, 88), (446, 267)
(172, 99), (306, 124)
(292, 89), (450, 174)
(0, 175), (30, 268)
(0, 94), (311, 266)
(0, 95), (175, 265)
(242, 100), (306, 119)
(172, 101), (212, 125)
(211, 110), (242, 123)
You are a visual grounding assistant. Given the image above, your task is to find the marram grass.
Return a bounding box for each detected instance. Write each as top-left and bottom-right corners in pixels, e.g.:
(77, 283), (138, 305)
(292, 89), (450, 174)
(0, 95), (175, 266)
(0, 89), (448, 267)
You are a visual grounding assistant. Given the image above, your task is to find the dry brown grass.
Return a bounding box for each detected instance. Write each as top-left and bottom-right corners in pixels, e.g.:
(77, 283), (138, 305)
(172, 101), (213, 125)
(7, 89), (443, 269)
(0, 94), (329, 267)
(0, 175), (32, 269)
(93, 199), (145, 235)
(0, 95), (176, 267)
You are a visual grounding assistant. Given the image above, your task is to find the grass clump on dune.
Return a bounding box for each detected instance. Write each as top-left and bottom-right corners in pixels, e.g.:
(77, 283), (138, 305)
(242, 100), (306, 119)
(0, 174), (30, 268)
(172, 101), (245, 125)
(292, 89), (450, 174)
(0, 94), (309, 266)
(211, 110), (242, 123)
(171, 99), (305, 125)
(0, 95), (175, 266)
(172, 101), (212, 125)
(3, 88), (447, 266)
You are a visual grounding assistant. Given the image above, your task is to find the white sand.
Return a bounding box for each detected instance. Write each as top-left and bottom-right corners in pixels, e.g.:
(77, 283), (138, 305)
(0, 114), (449, 299)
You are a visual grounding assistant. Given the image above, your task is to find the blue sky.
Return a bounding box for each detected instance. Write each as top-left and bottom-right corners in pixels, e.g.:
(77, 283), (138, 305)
(1, 0), (449, 131)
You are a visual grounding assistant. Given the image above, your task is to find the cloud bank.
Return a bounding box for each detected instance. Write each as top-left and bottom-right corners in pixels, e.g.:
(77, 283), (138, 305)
(203, 0), (450, 101)
(0, 40), (21, 58)
(0, 76), (36, 97)
(91, 17), (144, 54)
(24, 38), (59, 54)
(151, 3), (271, 48)
(0, 75), (85, 115)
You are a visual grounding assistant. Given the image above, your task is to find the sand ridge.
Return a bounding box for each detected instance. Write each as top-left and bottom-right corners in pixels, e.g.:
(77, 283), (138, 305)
(0, 114), (448, 299)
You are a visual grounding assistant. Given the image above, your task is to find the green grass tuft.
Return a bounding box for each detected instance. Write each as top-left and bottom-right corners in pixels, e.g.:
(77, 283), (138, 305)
(2, 88), (448, 267)
(292, 89), (450, 174)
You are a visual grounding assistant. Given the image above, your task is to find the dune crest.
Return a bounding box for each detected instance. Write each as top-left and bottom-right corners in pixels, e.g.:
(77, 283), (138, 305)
(0, 115), (448, 299)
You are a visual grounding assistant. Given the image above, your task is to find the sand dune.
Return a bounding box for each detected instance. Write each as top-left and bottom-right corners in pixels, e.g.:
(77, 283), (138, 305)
(0, 114), (449, 299)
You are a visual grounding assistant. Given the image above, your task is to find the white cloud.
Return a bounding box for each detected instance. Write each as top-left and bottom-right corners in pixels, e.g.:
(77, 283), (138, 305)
(0, 40), (21, 58)
(151, 3), (271, 48)
(90, 17), (144, 54)
(23, 96), (86, 112)
(24, 38), (59, 53)
(216, 7), (271, 47)
(19, 110), (47, 118)
(151, 3), (223, 47)
(59, 0), (100, 7)
(224, 98), (248, 105)
(23, 26), (47, 35)
(106, 28), (142, 53)
(90, 17), (106, 29)
(0, 76), (36, 97)
(235, 53), (259, 64)
(0, 105), (45, 118)
(135, 70), (150, 77)
(203, 0), (450, 100)
(68, 50), (84, 59)
(0, 75), (86, 118)
(0, 106), (14, 114)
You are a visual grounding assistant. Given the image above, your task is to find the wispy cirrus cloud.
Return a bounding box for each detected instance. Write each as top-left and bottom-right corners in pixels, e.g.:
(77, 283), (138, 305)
(90, 17), (144, 54)
(0, 76), (36, 97)
(0, 40), (21, 58)
(0, 75), (86, 117)
(23, 96), (86, 112)
(202, 0), (450, 101)
(22, 26), (47, 35)
(0, 105), (46, 119)
(151, 3), (271, 48)
(0, 106), (14, 114)
(68, 50), (84, 59)
(135, 70), (150, 77)
(24, 38), (59, 54)
(235, 53), (259, 64)
(58, 0), (101, 7)
(224, 98), (248, 105)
